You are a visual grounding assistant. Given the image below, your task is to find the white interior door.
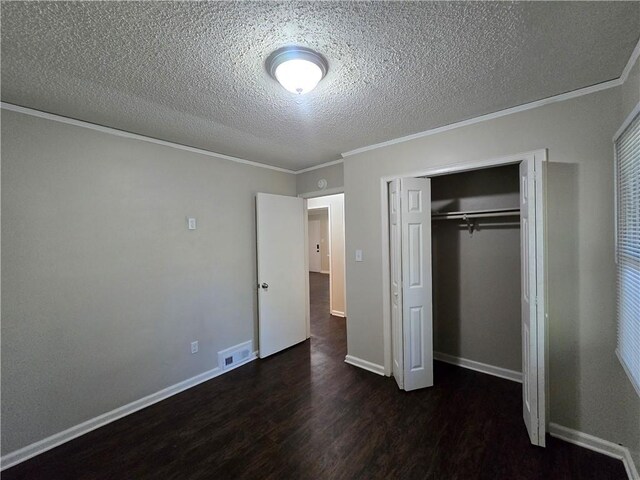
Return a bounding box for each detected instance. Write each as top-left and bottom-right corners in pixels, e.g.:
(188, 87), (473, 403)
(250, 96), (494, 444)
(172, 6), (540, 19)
(520, 159), (545, 446)
(400, 178), (433, 391)
(389, 179), (404, 389)
(257, 193), (307, 358)
(308, 219), (321, 272)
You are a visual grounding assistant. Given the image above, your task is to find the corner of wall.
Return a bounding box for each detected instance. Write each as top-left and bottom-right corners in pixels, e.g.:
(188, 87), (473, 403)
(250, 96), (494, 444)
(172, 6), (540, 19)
(621, 42), (640, 121)
(296, 162), (344, 196)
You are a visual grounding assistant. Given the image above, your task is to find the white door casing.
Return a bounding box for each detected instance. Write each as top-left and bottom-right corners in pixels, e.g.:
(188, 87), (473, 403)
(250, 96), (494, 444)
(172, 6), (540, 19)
(257, 193), (307, 358)
(520, 159), (545, 446)
(400, 177), (434, 391)
(308, 219), (321, 272)
(389, 179), (404, 389)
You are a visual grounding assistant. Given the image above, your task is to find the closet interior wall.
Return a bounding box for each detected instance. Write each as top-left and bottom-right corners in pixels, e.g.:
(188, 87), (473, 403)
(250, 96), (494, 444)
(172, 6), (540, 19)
(430, 164), (522, 373)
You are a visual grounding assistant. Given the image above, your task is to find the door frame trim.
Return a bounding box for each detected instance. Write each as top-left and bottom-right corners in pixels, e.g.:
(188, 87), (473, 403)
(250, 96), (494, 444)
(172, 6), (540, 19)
(299, 187), (344, 199)
(379, 149), (548, 436)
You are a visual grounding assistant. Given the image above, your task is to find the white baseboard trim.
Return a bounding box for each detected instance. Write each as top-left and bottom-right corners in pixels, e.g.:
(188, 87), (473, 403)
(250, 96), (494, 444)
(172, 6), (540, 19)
(549, 423), (639, 480)
(433, 351), (522, 383)
(344, 355), (385, 376)
(331, 310), (345, 318)
(1, 349), (258, 471)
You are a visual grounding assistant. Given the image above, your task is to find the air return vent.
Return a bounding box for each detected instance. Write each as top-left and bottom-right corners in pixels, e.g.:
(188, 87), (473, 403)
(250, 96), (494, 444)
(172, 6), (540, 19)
(217, 340), (254, 371)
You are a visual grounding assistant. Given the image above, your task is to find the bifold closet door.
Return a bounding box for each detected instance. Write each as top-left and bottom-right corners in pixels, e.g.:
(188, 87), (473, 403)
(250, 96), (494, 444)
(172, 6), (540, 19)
(389, 179), (404, 389)
(520, 159), (545, 446)
(400, 177), (434, 391)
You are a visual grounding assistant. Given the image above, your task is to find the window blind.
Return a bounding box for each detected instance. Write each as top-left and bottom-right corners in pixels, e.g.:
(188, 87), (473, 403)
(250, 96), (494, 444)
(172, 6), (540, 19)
(615, 110), (640, 396)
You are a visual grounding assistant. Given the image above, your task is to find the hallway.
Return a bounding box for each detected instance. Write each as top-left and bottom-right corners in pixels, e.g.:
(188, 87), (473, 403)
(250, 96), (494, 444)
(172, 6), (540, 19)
(3, 275), (627, 479)
(309, 272), (346, 362)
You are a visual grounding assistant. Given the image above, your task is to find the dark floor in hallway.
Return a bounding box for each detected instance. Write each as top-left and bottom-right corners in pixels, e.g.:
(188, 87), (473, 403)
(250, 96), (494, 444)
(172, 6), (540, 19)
(3, 272), (626, 479)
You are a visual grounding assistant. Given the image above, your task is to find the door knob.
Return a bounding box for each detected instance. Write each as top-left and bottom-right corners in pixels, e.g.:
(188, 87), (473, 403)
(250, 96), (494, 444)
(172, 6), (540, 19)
(261, 282), (269, 289)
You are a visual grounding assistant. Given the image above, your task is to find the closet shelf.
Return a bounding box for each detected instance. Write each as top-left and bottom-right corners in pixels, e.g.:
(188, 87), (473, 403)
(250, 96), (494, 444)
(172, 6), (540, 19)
(431, 207), (520, 220)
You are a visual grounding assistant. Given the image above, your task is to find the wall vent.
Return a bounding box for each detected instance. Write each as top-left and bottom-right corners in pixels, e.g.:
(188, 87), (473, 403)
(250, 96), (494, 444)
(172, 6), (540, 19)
(217, 340), (254, 371)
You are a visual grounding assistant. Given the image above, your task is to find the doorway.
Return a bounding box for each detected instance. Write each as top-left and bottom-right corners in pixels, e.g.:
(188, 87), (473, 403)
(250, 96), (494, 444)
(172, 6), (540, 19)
(381, 150), (547, 447)
(307, 206), (332, 324)
(308, 207), (329, 275)
(306, 193), (346, 318)
(305, 193), (347, 358)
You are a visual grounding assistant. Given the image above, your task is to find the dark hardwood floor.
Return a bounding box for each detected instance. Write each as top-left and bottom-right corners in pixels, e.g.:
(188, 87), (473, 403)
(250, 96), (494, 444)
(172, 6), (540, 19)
(3, 272), (626, 479)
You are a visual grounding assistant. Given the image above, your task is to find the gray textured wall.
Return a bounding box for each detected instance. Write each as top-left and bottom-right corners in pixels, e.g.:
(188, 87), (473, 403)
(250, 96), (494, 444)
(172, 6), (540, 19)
(1, 110), (296, 454)
(296, 162), (343, 195)
(431, 165), (521, 372)
(343, 86), (640, 462)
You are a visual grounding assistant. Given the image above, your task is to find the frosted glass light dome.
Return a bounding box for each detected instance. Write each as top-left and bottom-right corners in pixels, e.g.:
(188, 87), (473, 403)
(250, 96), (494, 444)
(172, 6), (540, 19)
(266, 46), (328, 95)
(275, 59), (323, 94)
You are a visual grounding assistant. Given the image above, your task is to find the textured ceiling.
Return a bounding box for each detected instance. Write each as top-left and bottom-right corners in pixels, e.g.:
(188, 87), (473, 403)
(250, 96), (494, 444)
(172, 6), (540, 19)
(2, 2), (639, 171)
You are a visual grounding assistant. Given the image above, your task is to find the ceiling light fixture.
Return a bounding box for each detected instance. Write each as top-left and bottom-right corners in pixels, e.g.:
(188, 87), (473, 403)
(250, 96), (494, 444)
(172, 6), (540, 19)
(266, 46), (328, 95)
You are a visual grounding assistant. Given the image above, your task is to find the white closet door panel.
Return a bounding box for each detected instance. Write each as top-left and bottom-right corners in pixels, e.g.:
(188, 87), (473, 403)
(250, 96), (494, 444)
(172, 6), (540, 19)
(409, 306), (424, 369)
(401, 177), (433, 391)
(520, 159), (543, 446)
(389, 179), (404, 389)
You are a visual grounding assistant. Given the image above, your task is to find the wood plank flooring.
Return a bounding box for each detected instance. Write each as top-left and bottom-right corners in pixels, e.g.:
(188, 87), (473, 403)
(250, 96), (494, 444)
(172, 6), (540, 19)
(3, 272), (626, 479)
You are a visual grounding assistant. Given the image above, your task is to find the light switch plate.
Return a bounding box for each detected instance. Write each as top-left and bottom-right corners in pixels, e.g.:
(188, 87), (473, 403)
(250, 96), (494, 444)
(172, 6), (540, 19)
(355, 249), (363, 262)
(188, 217), (197, 230)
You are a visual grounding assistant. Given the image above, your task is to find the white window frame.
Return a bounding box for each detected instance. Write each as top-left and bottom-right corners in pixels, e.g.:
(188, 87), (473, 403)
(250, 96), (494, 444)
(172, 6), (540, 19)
(613, 101), (640, 398)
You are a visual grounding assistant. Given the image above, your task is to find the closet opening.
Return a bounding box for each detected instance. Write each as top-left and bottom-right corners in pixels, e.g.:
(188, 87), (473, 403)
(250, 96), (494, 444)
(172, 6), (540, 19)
(381, 150), (547, 447)
(430, 164), (522, 383)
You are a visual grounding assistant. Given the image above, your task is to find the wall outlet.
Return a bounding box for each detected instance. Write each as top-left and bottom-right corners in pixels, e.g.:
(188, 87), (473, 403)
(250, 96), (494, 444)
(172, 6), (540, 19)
(187, 217), (197, 230)
(191, 341), (199, 354)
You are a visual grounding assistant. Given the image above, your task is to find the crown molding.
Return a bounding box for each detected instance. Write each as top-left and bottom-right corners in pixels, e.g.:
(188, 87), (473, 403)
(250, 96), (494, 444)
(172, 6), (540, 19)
(620, 35), (640, 84)
(341, 78), (621, 158)
(342, 36), (640, 159)
(0, 102), (296, 174)
(294, 159), (343, 174)
(4, 37), (639, 171)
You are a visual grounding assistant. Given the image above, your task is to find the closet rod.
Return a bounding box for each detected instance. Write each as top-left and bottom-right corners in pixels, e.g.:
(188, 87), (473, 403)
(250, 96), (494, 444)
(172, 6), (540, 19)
(431, 208), (520, 220)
